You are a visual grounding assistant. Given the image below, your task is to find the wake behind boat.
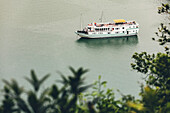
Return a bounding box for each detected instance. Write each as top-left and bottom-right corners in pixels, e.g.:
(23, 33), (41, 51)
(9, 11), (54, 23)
(75, 19), (139, 39)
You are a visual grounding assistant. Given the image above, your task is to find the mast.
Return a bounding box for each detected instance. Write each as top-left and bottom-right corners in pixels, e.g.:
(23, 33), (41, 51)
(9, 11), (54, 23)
(99, 11), (103, 22)
(80, 13), (83, 30)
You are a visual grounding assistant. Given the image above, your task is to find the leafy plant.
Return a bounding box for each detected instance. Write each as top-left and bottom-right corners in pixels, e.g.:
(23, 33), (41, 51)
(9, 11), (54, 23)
(0, 67), (93, 113)
(130, 2), (170, 113)
(48, 67), (92, 113)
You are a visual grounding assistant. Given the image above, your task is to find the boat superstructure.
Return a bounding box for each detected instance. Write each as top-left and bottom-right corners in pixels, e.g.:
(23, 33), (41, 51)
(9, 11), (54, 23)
(75, 19), (139, 38)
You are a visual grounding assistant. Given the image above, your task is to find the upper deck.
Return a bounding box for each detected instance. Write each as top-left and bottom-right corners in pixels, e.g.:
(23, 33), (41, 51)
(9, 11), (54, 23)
(87, 20), (138, 28)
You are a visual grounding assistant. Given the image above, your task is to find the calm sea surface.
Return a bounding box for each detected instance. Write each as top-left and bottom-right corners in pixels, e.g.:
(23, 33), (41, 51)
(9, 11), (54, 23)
(0, 0), (167, 97)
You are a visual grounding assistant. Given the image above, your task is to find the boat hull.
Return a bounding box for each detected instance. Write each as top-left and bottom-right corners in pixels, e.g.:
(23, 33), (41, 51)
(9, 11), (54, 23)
(75, 32), (138, 39)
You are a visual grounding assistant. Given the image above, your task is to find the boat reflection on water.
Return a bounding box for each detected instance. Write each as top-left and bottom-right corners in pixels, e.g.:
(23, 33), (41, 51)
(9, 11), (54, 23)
(76, 36), (138, 48)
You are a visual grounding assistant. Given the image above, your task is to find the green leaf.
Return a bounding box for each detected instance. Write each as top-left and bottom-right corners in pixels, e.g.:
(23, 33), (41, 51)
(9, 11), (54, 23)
(101, 81), (107, 85)
(39, 74), (50, 86)
(98, 75), (101, 80)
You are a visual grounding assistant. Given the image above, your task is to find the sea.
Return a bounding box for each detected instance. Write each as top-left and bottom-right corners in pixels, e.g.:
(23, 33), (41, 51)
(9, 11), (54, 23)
(0, 0), (167, 98)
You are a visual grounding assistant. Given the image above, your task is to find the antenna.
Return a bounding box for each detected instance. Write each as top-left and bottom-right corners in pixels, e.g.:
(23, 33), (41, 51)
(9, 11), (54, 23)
(99, 11), (103, 22)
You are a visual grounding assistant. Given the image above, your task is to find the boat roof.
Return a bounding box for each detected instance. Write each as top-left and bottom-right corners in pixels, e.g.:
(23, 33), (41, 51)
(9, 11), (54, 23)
(113, 19), (126, 23)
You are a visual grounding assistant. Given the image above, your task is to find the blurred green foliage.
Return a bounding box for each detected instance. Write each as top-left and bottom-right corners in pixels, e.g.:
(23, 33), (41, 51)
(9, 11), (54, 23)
(154, 3), (170, 54)
(129, 2), (170, 113)
(0, 67), (92, 113)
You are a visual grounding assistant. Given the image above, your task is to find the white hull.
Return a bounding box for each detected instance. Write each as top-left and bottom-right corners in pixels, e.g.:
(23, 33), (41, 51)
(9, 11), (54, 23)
(75, 32), (138, 39)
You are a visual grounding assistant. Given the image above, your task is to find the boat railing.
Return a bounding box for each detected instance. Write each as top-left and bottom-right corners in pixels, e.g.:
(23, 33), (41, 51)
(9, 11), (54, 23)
(91, 21), (137, 27)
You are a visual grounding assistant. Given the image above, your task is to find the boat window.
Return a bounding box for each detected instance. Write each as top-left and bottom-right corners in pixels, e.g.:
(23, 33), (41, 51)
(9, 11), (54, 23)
(122, 27), (124, 29)
(115, 28), (119, 30)
(116, 32), (119, 34)
(112, 28), (114, 30)
(123, 31), (125, 33)
(95, 28), (99, 31)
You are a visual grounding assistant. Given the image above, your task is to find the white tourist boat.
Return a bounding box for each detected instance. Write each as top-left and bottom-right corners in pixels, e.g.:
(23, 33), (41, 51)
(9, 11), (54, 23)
(75, 19), (139, 39)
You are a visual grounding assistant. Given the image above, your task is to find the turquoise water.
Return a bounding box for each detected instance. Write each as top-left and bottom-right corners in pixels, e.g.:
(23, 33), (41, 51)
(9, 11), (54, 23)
(0, 0), (166, 97)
